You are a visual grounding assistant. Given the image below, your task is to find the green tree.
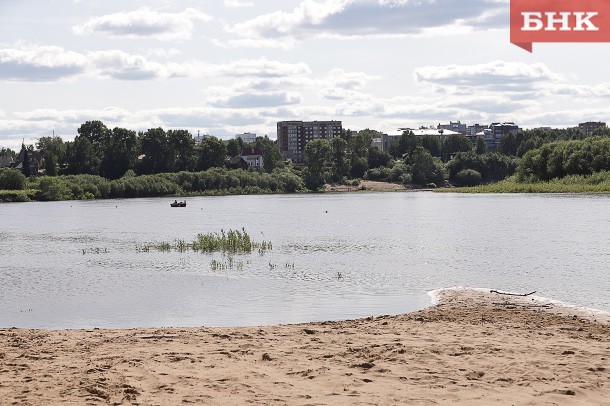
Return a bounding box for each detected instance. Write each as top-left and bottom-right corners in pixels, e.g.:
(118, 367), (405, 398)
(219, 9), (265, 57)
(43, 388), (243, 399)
(138, 128), (171, 174)
(100, 127), (137, 179)
(253, 136), (283, 172)
(410, 147), (446, 186)
(0, 168), (26, 190)
(397, 131), (420, 159)
(421, 134), (442, 157)
(453, 169), (482, 187)
(331, 137), (350, 180)
(196, 137), (227, 171)
(475, 135), (487, 155)
(37, 136), (66, 175)
(498, 133), (519, 156)
(441, 134), (473, 162)
(19, 143), (31, 177)
(303, 138), (331, 190)
(66, 136), (99, 175)
(226, 138), (241, 157)
(168, 129), (195, 172)
(367, 147), (391, 169)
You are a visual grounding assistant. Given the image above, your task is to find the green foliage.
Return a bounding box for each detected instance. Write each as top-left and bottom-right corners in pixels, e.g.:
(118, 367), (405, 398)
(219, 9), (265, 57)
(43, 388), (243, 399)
(304, 139), (331, 189)
(35, 177), (74, 201)
(0, 168), (26, 190)
(453, 169), (482, 187)
(422, 134), (442, 157)
(138, 229), (272, 255)
(447, 152), (517, 183)
(20, 144), (31, 177)
(0, 190), (33, 202)
(138, 128), (171, 174)
(196, 137), (227, 171)
(441, 134), (473, 161)
(410, 147), (446, 186)
(367, 146), (392, 169)
(445, 171), (610, 193)
(252, 136), (283, 172)
(392, 131), (420, 159)
(517, 137), (610, 181)
(100, 127), (138, 179)
(350, 156), (368, 179)
(475, 135), (487, 155)
(330, 137), (350, 180)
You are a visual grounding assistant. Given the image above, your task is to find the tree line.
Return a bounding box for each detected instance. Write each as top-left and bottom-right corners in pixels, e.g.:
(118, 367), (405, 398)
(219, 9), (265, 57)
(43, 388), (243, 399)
(2, 121), (610, 200)
(27, 120), (284, 179)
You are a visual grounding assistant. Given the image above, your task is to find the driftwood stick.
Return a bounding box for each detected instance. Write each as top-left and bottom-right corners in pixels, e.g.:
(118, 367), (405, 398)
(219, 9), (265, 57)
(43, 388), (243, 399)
(490, 290), (536, 297)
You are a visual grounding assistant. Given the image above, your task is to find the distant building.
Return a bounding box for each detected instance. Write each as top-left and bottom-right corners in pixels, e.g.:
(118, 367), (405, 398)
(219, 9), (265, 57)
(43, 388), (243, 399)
(400, 128), (462, 142)
(277, 120), (343, 163)
(235, 132), (257, 144)
(194, 132), (212, 144)
(438, 121), (467, 134)
(487, 122), (519, 152)
(578, 121), (606, 136)
(466, 124), (487, 143)
(372, 132), (402, 152)
(240, 147), (264, 170)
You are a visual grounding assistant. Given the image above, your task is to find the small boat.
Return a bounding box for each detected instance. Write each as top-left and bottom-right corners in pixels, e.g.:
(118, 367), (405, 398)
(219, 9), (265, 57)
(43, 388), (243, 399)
(170, 200), (186, 207)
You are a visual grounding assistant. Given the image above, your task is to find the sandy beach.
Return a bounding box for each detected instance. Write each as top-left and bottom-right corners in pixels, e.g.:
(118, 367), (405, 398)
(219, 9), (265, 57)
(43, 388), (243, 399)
(1, 289), (608, 405)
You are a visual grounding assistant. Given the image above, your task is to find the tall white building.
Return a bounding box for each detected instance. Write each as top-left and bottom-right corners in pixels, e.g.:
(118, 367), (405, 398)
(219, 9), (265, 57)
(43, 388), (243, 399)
(235, 132), (257, 144)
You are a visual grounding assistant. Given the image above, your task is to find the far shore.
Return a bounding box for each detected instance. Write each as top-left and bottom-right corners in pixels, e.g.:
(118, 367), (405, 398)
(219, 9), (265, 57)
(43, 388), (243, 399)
(1, 288), (608, 405)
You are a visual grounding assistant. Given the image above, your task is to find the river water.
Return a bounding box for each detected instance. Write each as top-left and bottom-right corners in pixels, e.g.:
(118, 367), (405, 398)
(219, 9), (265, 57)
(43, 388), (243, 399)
(1, 192), (608, 329)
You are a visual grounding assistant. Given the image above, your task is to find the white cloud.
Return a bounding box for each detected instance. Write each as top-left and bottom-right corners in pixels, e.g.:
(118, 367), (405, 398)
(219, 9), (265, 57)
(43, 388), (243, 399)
(208, 58), (311, 78)
(224, 0), (254, 8)
(0, 45), (87, 82)
(88, 50), (201, 80)
(0, 46), (310, 82)
(73, 7), (213, 41)
(414, 61), (563, 92)
(229, 0), (505, 43)
(212, 38), (296, 50)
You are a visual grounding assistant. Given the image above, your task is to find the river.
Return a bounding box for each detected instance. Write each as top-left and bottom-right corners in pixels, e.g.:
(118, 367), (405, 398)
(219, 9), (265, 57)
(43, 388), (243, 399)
(1, 192), (608, 329)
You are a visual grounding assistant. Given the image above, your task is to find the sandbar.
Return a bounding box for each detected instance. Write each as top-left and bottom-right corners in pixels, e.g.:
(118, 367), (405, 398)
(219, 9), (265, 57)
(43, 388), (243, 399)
(0, 288), (608, 405)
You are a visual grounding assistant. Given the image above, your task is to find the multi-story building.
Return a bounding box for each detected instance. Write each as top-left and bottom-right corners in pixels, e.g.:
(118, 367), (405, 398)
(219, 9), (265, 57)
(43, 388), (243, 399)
(578, 121), (606, 136)
(438, 121), (467, 134)
(277, 120), (342, 163)
(466, 124), (487, 143)
(486, 122), (519, 151)
(235, 132), (257, 144)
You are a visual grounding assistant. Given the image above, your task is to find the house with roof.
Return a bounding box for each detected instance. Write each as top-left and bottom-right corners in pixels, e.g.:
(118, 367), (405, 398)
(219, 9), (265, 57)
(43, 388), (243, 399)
(240, 147), (264, 170)
(226, 155), (249, 170)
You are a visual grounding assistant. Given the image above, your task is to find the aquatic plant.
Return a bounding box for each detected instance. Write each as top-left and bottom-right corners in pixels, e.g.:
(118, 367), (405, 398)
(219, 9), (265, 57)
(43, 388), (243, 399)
(137, 229), (272, 255)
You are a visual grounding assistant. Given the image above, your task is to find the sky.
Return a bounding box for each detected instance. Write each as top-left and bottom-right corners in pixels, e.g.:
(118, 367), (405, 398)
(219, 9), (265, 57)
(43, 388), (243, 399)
(1, 0), (610, 151)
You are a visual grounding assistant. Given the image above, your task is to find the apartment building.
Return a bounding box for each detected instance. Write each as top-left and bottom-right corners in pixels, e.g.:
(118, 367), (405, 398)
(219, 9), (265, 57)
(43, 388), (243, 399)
(486, 122), (519, 151)
(277, 120), (343, 163)
(235, 132), (257, 144)
(578, 121), (606, 136)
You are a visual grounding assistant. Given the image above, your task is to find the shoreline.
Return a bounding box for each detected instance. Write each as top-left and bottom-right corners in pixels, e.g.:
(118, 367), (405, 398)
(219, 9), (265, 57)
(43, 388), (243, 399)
(1, 288), (608, 405)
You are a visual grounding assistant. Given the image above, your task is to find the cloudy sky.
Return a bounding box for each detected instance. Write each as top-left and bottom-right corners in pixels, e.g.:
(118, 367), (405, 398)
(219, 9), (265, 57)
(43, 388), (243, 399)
(1, 0), (610, 151)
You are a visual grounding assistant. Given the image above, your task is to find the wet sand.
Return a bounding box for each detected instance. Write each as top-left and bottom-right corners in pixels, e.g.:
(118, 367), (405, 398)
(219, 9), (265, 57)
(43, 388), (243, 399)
(0, 288), (608, 405)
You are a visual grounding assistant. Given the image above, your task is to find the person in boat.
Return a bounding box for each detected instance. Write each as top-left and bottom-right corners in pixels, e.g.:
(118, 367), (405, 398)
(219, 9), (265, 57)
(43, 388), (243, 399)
(174, 200), (178, 204)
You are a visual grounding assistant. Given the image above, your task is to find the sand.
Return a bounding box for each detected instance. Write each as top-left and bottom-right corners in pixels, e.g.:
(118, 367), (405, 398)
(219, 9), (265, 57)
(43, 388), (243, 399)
(1, 288), (608, 405)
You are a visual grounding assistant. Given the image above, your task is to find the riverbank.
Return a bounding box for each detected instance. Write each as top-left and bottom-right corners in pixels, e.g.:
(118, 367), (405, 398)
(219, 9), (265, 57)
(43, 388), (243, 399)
(1, 289), (608, 405)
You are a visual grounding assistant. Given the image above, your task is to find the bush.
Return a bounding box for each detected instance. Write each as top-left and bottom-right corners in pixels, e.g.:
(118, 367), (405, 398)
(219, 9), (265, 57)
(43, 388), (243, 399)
(0, 168), (26, 190)
(454, 169), (482, 187)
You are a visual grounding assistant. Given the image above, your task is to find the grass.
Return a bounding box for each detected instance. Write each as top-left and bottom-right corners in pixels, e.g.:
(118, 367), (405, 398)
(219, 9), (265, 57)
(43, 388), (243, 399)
(136, 228), (272, 255)
(439, 172), (610, 194)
